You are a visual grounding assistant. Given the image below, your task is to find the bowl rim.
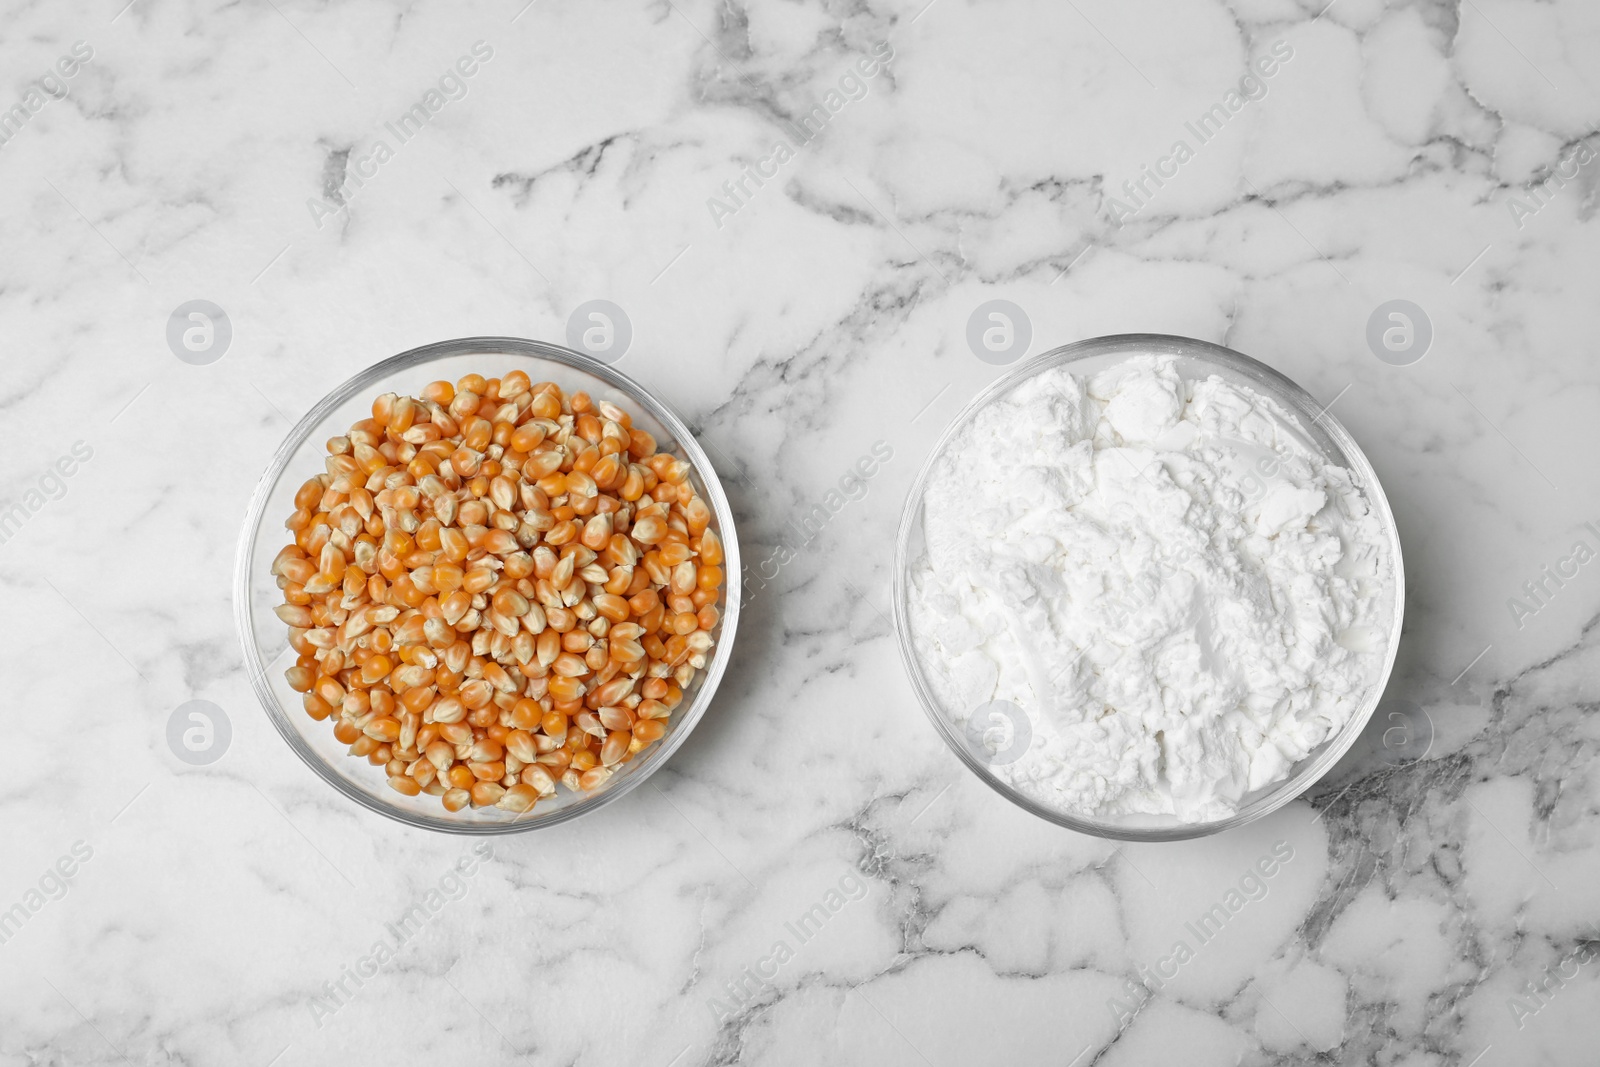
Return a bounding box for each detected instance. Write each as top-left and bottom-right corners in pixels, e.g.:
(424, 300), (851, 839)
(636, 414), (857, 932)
(233, 335), (741, 834)
(891, 332), (1406, 841)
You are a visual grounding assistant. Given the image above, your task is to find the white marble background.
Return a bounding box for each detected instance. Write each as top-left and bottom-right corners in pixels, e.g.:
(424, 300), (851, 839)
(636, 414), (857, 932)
(2, 0), (1598, 1063)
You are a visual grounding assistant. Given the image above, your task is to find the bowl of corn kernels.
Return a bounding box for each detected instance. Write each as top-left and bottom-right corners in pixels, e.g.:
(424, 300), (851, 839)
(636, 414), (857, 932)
(234, 337), (740, 832)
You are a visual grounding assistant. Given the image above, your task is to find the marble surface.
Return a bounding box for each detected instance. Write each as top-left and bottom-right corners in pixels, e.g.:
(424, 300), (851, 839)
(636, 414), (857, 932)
(2, 0), (1599, 1063)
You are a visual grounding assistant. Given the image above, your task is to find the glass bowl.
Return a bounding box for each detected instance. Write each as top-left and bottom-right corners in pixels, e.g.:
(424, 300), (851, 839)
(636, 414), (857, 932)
(234, 337), (740, 834)
(892, 334), (1404, 841)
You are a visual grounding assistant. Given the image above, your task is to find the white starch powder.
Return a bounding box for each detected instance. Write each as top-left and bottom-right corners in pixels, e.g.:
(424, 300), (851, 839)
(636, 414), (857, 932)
(909, 356), (1393, 822)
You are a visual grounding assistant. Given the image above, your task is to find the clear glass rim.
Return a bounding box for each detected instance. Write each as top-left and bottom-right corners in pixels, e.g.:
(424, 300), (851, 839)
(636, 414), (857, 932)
(891, 333), (1406, 841)
(233, 336), (741, 834)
